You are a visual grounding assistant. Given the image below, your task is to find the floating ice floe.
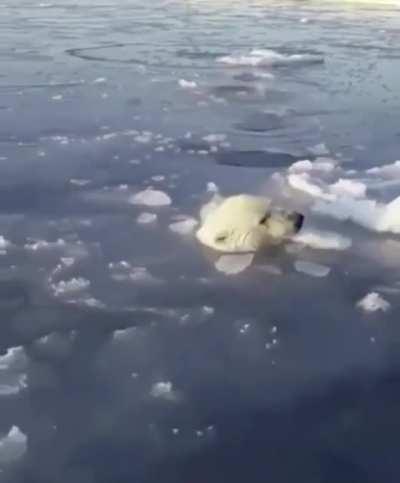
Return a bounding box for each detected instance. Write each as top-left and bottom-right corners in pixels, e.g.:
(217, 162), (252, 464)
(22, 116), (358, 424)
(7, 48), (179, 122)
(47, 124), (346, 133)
(112, 327), (137, 340)
(215, 253), (255, 275)
(150, 381), (180, 402)
(217, 49), (324, 67)
(129, 267), (161, 284)
(169, 217), (198, 236)
(151, 175), (165, 182)
(130, 188), (172, 207)
(286, 160), (400, 234)
(25, 238), (66, 251)
(0, 347), (27, 371)
(134, 132), (153, 144)
(309, 143), (330, 156)
(207, 182), (219, 193)
(92, 77), (107, 84)
(0, 236), (11, 250)
(51, 277), (91, 297)
(293, 228), (352, 250)
(0, 374), (27, 396)
(357, 292), (390, 313)
(80, 297), (106, 309)
(288, 172), (334, 200)
(366, 160), (400, 177)
(69, 178), (91, 187)
(0, 346), (27, 397)
(0, 426), (27, 464)
(137, 212), (158, 224)
(178, 79), (197, 89)
(109, 261), (161, 284)
(202, 134), (227, 144)
(294, 260), (331, 277)
(290, 173), (366, 200)
(289, 158), (336, 173)
(314, 195), (400, 234)
(329, 178), (366, 198)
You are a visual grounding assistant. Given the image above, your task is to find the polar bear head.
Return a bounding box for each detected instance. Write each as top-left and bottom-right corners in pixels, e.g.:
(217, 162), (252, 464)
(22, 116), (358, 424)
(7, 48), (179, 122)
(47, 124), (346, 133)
(196, 194), (304, 253)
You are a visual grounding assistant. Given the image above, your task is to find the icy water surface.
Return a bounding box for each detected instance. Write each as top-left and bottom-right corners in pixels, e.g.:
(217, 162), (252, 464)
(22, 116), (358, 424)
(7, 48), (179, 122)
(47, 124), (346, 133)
(1, 1), (400, 482)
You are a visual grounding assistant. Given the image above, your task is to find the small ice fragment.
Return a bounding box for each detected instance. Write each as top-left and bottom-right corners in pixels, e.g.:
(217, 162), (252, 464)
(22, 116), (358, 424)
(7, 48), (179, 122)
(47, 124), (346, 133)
(366, 160), (400, 177)
(151, 175), (165, 182)
(309, 143), (329, 156)
(0, 374), (27, 396)
(202, 306), (215, 316)
(93, 77), (107, 84)
(172, 428), (180, 435)
(357, 292), (390, 313)
(288, 173), (333, 200)
(51, 278), (90, 297)
(60, 257), (75, 267)
(129, 267), (161, 284)
(130, 188), (171, 207)
(289, 159), (335, 173)
(293, 229), (352, 250)
(70, 178), (90, 187)
(81, 297), (105, 309)
(217, 49), (323, 67)
(137, 212), (157, 224)
(313, 159), (336, 172)
(288, 160), (314, 173)
(51, 94), (63, 101)
(294, 260), (330, 277)
(330, 179), (366, 198)
(239, 322), (251, 334)
(25, 238), (66, 251)
(150, 381), (177, 401)
(0, 236), (11, 249)
(169, 217), (198, 235)
(313, 194), (400, 234)
(134, 132), (152, 144)
(178, 79), (197, 89)
(203, 134), (226, 144)
(207, 182), (218, 193)
(215, 253), (254, 275)
(0, 426), (27, 463)
(0, 347), (26, 370)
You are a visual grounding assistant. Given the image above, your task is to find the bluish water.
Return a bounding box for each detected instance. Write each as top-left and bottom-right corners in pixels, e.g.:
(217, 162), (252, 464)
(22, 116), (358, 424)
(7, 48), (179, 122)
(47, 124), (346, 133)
(1, 1), (400, 482)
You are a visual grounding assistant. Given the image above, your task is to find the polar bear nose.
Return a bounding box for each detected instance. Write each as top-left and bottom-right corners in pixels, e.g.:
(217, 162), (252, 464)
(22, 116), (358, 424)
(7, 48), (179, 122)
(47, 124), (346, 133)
(293, 212), (304, 232)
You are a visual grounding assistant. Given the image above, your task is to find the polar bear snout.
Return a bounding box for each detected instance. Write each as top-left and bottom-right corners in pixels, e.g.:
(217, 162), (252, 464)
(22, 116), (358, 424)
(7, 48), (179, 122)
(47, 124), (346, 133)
(290, 212), (304, 233)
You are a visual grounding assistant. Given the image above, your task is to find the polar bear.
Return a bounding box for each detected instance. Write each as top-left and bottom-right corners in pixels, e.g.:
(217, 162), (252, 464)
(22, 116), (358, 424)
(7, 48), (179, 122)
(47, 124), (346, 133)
(196, 194), (304, 253)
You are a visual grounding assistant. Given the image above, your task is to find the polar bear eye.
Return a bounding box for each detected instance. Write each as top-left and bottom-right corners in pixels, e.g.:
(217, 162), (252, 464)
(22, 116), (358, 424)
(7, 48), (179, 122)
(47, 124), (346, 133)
(215, 232), (228, 243)
(259, 213), (270, 225)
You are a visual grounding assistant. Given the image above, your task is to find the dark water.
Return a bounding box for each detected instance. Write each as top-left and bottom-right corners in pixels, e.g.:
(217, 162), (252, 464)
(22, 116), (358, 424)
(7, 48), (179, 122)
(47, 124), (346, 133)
(1, 1), (400, 482)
